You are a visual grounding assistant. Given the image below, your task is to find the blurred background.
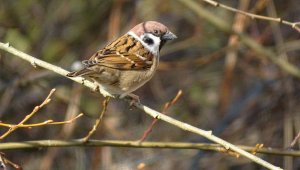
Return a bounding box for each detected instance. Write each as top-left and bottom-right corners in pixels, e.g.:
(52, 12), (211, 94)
(0, 0), (300, 169)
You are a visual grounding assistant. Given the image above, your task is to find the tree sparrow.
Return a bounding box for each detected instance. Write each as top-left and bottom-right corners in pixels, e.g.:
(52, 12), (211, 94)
(67, 21), (177, 99)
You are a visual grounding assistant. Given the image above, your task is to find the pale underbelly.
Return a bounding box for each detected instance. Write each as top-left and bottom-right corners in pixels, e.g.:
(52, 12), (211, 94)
(94, 70), (153, 98)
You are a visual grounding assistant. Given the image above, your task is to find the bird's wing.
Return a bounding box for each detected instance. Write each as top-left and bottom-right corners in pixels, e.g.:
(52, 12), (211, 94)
(84, 34), (154, 70)
(67, 34), (154, 79)
(82, 49), (153, 70)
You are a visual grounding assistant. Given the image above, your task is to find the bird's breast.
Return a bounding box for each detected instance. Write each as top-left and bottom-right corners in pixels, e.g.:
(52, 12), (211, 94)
(119, 56), (159, 93)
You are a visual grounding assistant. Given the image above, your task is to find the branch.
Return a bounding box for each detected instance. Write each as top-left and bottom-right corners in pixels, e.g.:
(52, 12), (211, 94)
(139, 90), (183, 141)
(202, 0), (300, 33)
(0, 139), (299, 157)
(0, 89), (55, 139)
(0, 42), (282, 170)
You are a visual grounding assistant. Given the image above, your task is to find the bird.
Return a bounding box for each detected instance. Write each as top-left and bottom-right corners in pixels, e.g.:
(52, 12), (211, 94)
(67, 21), (177, 101)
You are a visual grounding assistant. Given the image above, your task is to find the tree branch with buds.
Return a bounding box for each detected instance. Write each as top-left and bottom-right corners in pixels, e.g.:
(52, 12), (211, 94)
(0, 88), (83, 140)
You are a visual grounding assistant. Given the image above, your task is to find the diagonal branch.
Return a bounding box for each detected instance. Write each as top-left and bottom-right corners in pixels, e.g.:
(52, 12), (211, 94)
(202, 0), (300, 33)
(139, 90), (183, 141)
(0, 42), (282, 170)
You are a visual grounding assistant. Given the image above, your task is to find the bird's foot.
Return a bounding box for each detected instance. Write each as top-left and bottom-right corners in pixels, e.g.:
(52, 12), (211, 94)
(122, 93), (140, 109)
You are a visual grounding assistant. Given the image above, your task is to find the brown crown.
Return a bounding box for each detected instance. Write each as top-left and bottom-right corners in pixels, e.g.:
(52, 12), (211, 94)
(129, 21), (169, 37)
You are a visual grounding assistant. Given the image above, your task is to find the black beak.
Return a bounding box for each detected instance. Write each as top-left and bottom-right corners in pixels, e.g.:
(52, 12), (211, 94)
(161, 31), (177, 41)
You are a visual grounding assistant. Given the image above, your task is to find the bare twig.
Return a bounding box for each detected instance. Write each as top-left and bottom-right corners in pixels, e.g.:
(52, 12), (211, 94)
(0, 113), (83, 128)
(83, 97), (110, 142)
(0, 88), (83, 140)
(0, 89), (55, 140)
(0, 153), (6, 170)
(290, 131), (300, 148)
(0, 152), (22, 170)
(202, 0), (300, 33)
(46, 113), (84, 125)
(139, 90), (183, 141)
(0, 42), (283, 169)
(251, 144), (264, 155)
(39, 84), (83, 170)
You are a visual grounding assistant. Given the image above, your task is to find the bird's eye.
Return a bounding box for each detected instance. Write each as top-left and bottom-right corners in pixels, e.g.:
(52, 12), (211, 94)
(153, 30), (159, 35)
(143, 36), (154, 45)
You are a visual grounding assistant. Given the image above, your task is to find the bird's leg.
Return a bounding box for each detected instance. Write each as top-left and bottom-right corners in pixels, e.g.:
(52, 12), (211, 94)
(128, 93), (140, 104)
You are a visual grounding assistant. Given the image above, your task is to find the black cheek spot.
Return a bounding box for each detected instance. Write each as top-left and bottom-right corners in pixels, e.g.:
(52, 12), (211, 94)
(143, 36), (154, 45)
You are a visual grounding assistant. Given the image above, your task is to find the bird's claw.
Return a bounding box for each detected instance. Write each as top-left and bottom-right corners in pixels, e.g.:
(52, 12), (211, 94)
(124, 94), (140, 109)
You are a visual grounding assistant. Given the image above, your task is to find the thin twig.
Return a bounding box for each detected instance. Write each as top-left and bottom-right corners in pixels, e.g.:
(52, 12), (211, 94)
(0, 113), (83, 128)
(82, 97), (110, 142)
(290, 131), (300, 148)
(0, 89), (56, 140)
(0, 42), (282, 169)
(139, 90), (183, 141)
(48, 113), (84, 125)
(0, 153), (6, 170)
(0, 87), (83, 139)
(202, 0), (300, 33)
(39, 84), (83, 170)
(0, 152), (22, 170)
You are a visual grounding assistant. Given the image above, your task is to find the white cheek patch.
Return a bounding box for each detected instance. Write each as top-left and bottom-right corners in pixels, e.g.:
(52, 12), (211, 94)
(128, 31), (160, 55)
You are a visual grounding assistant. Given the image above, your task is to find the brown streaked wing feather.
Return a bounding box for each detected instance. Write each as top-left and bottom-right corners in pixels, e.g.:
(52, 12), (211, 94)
(84, 34), (154, 70)
(95, 54), (152, 70)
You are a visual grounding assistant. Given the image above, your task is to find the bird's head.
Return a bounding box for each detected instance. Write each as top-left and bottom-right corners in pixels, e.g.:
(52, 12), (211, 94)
(128, 21), (177, 54)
